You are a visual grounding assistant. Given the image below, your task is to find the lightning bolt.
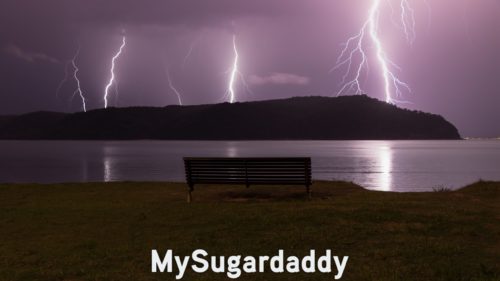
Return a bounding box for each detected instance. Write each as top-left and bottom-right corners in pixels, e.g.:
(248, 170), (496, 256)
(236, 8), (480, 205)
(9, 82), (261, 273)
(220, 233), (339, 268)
(227, 34), (239, 104)
(104, 36), (126, 108)
(70, 47), (87, 112)
(223, 34), (254, 103)
(57, 45), (86, 112)
(334, 0), (414, 104)
(165, 68), (183, 106)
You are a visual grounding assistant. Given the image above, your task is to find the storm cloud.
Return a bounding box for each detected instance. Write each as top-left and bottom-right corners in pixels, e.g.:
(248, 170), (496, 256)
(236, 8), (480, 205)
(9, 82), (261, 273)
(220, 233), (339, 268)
(0, 0), (499, 137)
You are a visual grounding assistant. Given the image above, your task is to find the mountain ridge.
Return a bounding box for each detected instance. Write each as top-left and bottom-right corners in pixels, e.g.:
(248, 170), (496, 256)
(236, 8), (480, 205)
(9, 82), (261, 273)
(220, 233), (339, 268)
(0, 95), (461, 140)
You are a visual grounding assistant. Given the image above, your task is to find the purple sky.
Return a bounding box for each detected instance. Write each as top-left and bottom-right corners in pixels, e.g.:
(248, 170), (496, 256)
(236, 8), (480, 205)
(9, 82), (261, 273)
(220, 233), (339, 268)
(0, 0), (499, 137)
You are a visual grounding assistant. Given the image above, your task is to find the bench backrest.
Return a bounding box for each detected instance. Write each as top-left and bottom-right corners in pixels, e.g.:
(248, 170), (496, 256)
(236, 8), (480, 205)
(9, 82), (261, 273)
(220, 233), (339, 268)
(184, 157), (312, 187)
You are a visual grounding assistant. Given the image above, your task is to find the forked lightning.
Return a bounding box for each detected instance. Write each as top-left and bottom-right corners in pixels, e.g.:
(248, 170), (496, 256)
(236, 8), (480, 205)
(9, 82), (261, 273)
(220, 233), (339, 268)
(334, 0), (417, 104)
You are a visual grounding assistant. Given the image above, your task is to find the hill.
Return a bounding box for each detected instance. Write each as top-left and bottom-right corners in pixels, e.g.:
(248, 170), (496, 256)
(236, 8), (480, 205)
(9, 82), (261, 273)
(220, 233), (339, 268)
(0, 95), (461, 140)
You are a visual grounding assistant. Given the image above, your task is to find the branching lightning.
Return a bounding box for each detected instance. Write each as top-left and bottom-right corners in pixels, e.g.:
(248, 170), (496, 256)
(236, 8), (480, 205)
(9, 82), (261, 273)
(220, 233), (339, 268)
(400, 0), (417, 44)
(56, 45), (86, 112)
(165, 68), (183, 106)
(104, 36), (126, 108)
(334, 0), (416, 104)
(70, 47), (87, 112)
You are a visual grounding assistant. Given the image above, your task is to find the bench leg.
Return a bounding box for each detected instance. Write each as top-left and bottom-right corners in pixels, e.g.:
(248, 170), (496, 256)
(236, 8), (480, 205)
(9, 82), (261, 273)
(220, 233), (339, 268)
(306, 185), (311, 200)
(187, 186), (194, 203)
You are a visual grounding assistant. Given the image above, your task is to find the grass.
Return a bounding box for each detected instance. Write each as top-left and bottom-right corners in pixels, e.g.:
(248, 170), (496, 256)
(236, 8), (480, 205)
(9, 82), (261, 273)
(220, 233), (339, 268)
(0, 181), (499, 281)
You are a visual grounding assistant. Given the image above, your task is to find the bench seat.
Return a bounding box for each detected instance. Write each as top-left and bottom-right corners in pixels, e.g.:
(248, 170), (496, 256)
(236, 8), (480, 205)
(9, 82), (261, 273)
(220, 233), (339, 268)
(184, 157), (312, 202)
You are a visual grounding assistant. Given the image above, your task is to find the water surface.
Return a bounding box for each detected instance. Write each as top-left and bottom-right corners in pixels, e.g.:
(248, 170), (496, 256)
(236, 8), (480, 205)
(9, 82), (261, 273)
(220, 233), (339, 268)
(1, 140), (499, 192)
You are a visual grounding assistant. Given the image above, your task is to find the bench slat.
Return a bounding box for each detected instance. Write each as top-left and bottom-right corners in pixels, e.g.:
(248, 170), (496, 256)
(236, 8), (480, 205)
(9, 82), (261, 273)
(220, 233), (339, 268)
(185, 157), (311, 186)
(184, 157), (312, 202)
(184, 157), (313, 202)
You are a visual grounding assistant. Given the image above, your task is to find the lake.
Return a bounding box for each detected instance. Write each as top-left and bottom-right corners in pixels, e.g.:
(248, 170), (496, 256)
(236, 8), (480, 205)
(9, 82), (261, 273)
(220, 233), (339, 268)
(0, 140), (499, 192)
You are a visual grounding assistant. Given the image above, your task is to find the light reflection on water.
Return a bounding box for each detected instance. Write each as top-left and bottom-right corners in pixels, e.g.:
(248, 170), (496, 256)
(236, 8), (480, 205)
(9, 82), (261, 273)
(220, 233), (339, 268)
(377, 145), (392, 192)
(1, 140), (500, 192)
(103, 157), (113, 183)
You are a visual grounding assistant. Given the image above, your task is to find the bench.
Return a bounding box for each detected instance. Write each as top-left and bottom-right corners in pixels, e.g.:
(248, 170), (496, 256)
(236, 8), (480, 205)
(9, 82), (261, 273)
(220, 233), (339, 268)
(183, 157), (312, 202)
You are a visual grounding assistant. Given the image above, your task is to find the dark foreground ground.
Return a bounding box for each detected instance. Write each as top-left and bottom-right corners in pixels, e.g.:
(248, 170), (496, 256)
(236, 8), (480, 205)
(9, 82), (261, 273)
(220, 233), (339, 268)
(0, 181), (498, 281)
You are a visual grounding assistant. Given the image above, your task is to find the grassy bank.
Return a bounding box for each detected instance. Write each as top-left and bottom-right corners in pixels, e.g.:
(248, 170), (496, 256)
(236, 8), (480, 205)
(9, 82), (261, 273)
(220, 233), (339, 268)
(0, 181), (498, 281)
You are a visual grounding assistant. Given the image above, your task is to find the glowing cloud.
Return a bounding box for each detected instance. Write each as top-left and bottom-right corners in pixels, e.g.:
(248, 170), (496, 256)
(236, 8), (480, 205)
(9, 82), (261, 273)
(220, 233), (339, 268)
(3, 43), (59, 64)
(249, 72), (310, 86)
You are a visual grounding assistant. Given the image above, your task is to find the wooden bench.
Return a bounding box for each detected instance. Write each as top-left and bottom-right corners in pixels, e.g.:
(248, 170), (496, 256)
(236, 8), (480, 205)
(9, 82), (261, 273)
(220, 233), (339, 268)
(183, 157), (312, 202)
